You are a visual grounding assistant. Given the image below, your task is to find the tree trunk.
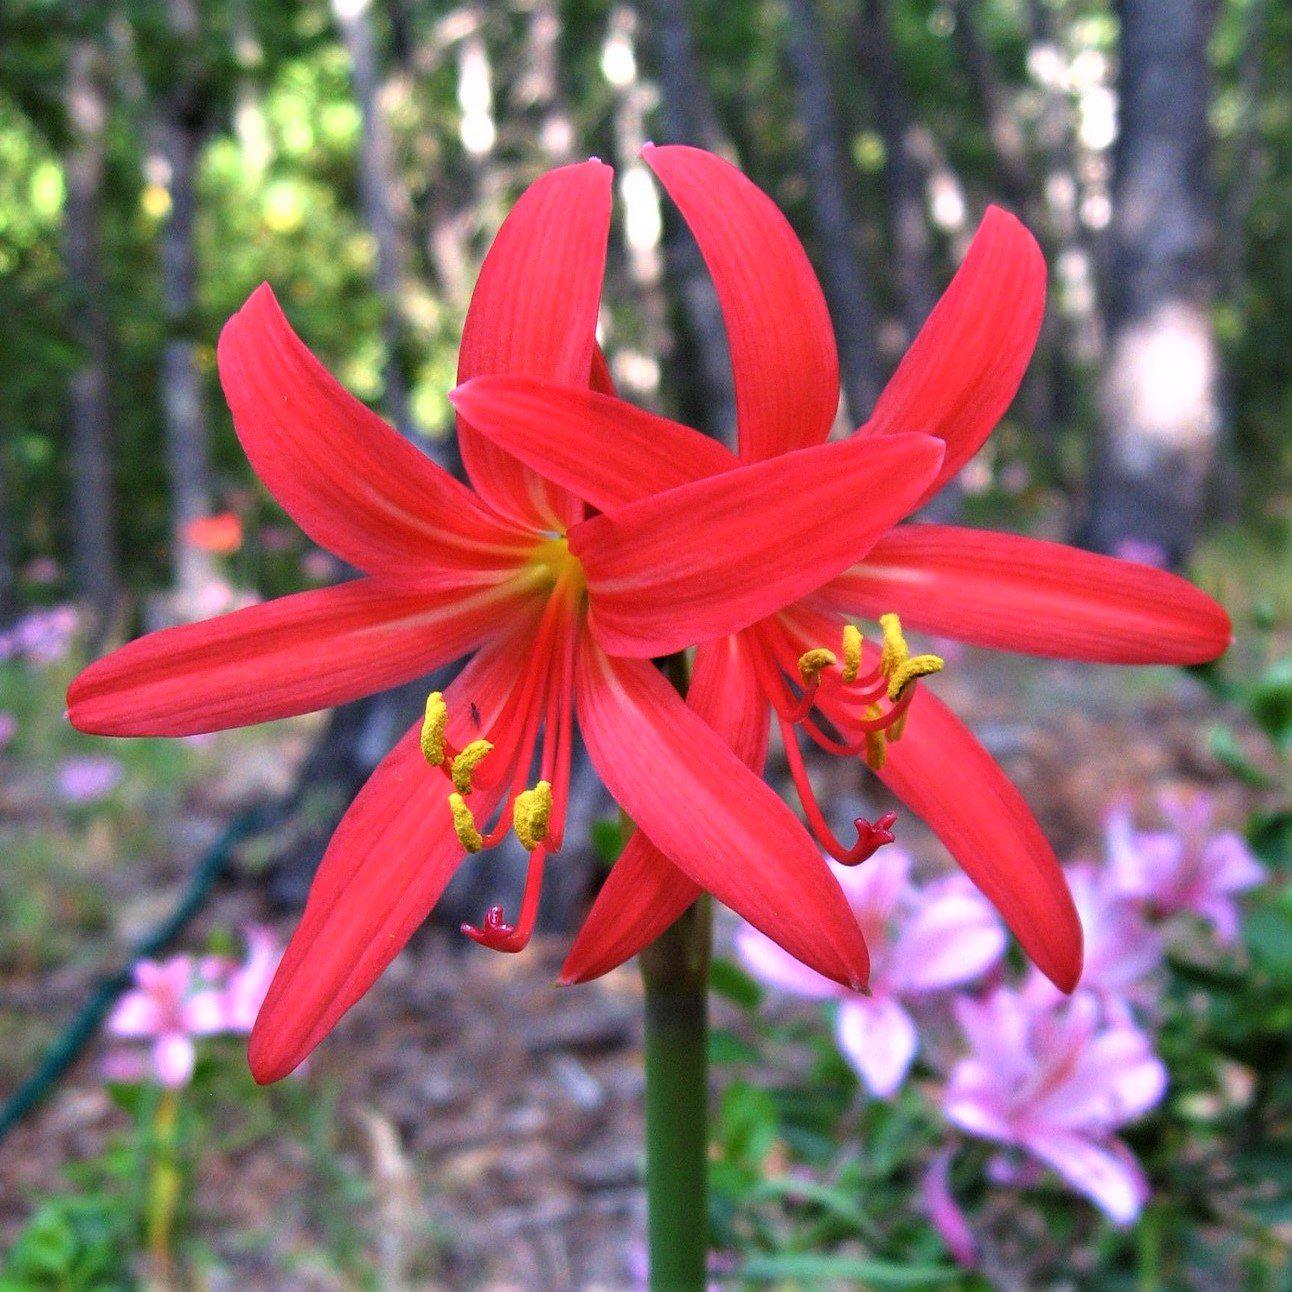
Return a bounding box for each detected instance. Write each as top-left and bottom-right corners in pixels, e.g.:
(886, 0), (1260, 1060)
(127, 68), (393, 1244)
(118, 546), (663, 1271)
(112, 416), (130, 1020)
(1086, 0), (1221, 566)
(855, 0), (938, 339)
(156, 103), (215, 614)
(331, 0), (416, 440)
(63, 32), (119, 631)
(641, 0), (738, 444)
(783, 0), (883, 426)
(0, 445), (16, 625)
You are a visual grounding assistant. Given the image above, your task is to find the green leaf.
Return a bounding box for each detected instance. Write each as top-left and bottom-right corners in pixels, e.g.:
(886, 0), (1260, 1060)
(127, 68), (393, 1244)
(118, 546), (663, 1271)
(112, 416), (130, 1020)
(740, 1251), (959, 1286)
(710, 955), (764, 1010)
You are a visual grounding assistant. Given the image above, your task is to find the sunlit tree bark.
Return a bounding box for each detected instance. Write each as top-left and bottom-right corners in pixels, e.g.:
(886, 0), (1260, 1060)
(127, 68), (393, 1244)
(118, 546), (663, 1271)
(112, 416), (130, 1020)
(856, 0), (938, 340)
(783, 0), (882, 425)
(331, 0), (416, 441)
(641, 0), (737, 443)
(63, 28), (119, 630)
(1087, 0), (1221, 565)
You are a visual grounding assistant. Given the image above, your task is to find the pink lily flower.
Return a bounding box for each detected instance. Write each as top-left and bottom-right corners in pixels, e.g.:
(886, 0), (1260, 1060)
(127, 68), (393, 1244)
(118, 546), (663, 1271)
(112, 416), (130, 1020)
(1106, 793), (1265, 943)
(738, 849), (1005, 1097)
(106, 955), (230, 1088)
(943, 989), (1167, 1225)
(1023, 863), (1162, 1015)
(222, 927), (283, 1033)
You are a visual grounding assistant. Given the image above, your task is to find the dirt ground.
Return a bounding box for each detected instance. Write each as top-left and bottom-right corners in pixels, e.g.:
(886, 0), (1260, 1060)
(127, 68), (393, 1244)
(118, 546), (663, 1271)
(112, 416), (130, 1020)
(0, 652), (1271, 1287)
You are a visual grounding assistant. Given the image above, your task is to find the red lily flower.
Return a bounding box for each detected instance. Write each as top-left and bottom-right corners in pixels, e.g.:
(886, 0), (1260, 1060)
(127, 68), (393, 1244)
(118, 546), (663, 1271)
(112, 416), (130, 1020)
(448, 145), (1232, 995)
(66, 160), (951, 1082)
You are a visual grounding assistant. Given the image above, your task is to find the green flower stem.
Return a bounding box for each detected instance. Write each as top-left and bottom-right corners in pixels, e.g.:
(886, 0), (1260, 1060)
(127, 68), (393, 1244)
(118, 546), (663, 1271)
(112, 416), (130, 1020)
(148, 1086), (182, 1283)
(640, 893), (712, 1291)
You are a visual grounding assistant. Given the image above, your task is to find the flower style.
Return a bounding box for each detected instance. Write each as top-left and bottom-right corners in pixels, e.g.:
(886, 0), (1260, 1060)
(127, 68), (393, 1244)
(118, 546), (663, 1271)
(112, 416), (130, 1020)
(737, 848), (1005, 1097)
(1105, 793), (1265, 943)
(67, 160), (952, 1081)
(106, 955), (229, 1088)
(943, 989), (1167, 1224)
(450, 144), (1231, 993)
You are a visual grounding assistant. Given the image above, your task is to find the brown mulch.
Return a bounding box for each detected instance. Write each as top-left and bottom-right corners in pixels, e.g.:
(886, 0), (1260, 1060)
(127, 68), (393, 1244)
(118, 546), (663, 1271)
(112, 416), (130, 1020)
(0, 655), (1269, 1287)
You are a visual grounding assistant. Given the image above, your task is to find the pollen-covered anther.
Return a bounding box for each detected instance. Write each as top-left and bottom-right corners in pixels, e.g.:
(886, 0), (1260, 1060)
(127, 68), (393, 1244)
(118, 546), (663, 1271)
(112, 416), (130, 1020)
(448, 792), (485, 852)
(420, 691), (448, 767)
(879, 612), (909, 678)
(451, 739), (493, 793)
(840, 624), (863, 684)
(512, 780), (553, 850)
(797, 647), (837, 685)
(886, 653), (944, 702)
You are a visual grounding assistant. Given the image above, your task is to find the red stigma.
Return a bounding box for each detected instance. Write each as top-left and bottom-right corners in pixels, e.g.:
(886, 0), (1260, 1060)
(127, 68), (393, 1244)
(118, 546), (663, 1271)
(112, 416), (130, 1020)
(839, 812), (898, 866)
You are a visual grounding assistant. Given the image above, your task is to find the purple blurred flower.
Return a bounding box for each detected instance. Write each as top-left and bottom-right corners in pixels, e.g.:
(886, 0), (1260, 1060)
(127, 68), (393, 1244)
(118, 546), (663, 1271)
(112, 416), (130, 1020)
(1024, 863), (1161, 1015)
(921, 1148), (976, 1266)
(56, 754), (123, 803)
(1106, 794), (1265, 943)
(221, 926), (282, 1033)
(738, 849), (1006, 1097)
(1113, 538), (1168, 568)
(106, 956), (230, 1088)
(0, 711), (16, 750)
(943, 989), (1166, 1224)
(3, 605), (79, 666)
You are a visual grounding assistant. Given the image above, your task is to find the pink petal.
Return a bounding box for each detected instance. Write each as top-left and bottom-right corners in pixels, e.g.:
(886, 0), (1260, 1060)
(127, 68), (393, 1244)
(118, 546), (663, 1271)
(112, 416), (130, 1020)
(1024, 1132), (1150, 1226)
(735, 926), (841, 1000)
(153, 1034), (196, 1088)
(835, 995), (919, 1098)
(889, 879), (1006, 994)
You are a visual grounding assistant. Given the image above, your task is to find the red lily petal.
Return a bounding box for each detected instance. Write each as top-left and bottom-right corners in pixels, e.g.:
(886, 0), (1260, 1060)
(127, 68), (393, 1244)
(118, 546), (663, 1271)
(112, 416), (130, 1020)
(863, 206), (1046, 507)
(457, 160), (613, 530)
(217, 285), (525, 581)
(562, 634), (768, 982)
(249, 629), (526, 1082)
(67, 578), (519, 736)
(571, 433), (945, 658)
(644, 144), (839, 462)
(449, 376), (735, 510)
(876, 687), (1081, 992)
(574, 634), (868, 989)
(823, 525), (1232, 664)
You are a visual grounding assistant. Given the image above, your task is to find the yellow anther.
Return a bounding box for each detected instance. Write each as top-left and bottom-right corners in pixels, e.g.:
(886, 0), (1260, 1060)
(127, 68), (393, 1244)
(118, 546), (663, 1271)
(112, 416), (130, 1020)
(451, 739), (493, 793)
(421, 691), (448, 766)
(448, 792), (485, 852)
(879, 613), (909, 678)
(513, 780), (553, 850)
(798, 648), (837, 685)
(863, 704), (887, 771)
(887, 653), (945, 702)
(841, 624), (863, 684)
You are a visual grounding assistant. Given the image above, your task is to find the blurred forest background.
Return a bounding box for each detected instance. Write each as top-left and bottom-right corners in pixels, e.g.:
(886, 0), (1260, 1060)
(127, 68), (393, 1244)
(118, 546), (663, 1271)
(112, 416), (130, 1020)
(0, 0), (1288, 1286)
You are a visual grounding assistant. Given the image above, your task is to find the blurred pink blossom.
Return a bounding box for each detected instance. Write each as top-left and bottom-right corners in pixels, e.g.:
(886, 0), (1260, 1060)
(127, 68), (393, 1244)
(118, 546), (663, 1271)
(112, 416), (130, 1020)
(0, 711), (16, 750)
(1023, 863), (1161, 1015)
(738, 850), (1006, 1097)
(1105, 794), (1265, 943)
(943, 989), (1166, 1224)
(22, 556), (61, 584)
(106, 956), (229, 1088)
(921, 1148), (976, 1266)
(1113, 538), (1168, 568)
(221, 925), (282, 1032)
(1, 605), (79, 665)
(56, 754), (123, 803)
